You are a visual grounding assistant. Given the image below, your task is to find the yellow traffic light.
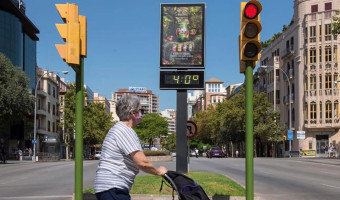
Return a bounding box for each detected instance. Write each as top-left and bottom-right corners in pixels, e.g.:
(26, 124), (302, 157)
(239, 1), (262, 73)
(79, 15), (87, 57)
(283, 135), (287, 140)
(55, 3), (80, 65)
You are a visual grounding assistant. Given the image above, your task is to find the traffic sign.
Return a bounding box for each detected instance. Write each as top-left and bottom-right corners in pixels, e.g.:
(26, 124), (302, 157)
(32, 140), (37, 144)
(287, 130), (293, 141)
(186, 120), (197, 139)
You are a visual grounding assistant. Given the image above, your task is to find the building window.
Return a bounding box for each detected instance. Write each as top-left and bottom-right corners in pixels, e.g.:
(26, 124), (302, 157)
(48, 102), (51, 113)
(319, 49), (322, 63)
(310, 76), (316, 90)
(53, 104), (55, 115)
(310, 26), (316, 37)
(325, 74), (332, 88)
(60, 96), (64, 106)
(325, 2), (332, 10)
(48, 83), (51, 95)
(335, 101), (339, 118)
(325, 24), (332, 40)
(309, 141), (313, 150)
(326, 101), (332, 119)
(311, 4), (318, 12)
(320, 102), (323, 120)
(310, 49), (316, 64)
(304, 76), (308, 90)
(304, 102), (308, 120)
(325, 47), (332, 62)
(52, 122), (55, 132)
(334, 46), (338, 62)
(53, 87), (56, 98)
(319, 75), (322, 89)
(310, 102), (316, 120)
(276, 90), (280, 104)
(48, 121), (51, 132)
(290, 37), (294, 51)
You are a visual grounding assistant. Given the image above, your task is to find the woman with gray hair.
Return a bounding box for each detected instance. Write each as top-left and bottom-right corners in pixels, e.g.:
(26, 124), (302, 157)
(94, 94), (167, 200)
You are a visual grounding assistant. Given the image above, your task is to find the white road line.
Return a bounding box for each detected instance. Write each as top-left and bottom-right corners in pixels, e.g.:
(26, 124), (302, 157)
(322, 183), (340, 189)
(320, 171), (332, 174)
(0, 195), (73, 199)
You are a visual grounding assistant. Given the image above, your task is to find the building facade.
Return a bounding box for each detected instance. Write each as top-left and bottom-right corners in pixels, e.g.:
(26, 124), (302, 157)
(160, 109), (176, 134)
(0, 0), (39, 158)
(255, 0), (340, 157)
(36, 68), (62, 154)
(94, 92), (111, 115)
(113, 87), (159, 114)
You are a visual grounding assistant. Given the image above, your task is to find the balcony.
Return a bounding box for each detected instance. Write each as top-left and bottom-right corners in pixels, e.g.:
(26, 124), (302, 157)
(282, 48), (294, 60)
(37, 127), (48, 135)
(283, 94), (294, 104)
(304, 118), (340, 129)
(37, 107), (47, 116)
(36, 88), (47, 97)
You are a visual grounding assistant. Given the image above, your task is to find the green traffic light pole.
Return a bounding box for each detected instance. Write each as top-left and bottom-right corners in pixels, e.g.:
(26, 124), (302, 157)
(73, 57), (84, 200)
(245, 60), (254, 200)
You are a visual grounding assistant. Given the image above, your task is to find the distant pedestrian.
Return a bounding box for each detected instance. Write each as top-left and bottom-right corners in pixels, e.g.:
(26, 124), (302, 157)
(195, 148), (199, 158)
(94, 94), (167, 200)
(236, 150), (239, 158)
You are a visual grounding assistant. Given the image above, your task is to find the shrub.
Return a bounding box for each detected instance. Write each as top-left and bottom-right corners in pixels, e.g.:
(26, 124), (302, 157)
(144, 150), (170, 156)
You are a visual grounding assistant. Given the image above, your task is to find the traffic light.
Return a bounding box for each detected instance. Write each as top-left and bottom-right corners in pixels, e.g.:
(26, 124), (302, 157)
(239, 0), (262, 73)
(79, 15), (87, 57)
(283, 135), (287, 140)
(55, 3), (80, 65)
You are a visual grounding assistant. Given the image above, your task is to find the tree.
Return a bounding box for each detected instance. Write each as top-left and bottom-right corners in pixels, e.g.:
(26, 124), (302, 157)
(61, 83), (114, 159)
(161, 133), (176, 152)
(0, 53), (34, 127)
(83, 102), (114, 145)
(134, 113), (168, 147)
(332, 10), (340, 35)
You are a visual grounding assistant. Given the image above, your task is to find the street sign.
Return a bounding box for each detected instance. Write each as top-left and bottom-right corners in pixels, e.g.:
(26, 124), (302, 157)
(287, 130), (293, 141)
(32, 140), (37, 144)
(186, 120), (197, 139)
(297, 131), (305, 139)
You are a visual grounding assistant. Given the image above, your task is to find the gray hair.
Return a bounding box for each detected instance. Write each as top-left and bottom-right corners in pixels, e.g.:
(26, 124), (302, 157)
(116, 94), (140, 121)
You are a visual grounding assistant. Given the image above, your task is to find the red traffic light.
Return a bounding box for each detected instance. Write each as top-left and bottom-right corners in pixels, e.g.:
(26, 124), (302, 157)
(244, 3), (258, 19)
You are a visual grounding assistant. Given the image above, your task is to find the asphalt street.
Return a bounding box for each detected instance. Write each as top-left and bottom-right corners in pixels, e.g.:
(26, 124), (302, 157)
(0, 157), (339, 200)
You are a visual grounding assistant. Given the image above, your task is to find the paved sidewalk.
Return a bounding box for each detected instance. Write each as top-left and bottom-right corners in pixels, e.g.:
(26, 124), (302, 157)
(83, 194), (258, 200)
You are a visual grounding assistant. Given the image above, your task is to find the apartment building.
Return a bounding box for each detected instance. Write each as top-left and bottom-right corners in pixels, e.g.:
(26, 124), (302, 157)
(160, 109), (176, 134)
(255, 0), (340, 157)
(36, 68), (62, 154)
(94, 92), (110, 115)
(113, 87), (159, 114)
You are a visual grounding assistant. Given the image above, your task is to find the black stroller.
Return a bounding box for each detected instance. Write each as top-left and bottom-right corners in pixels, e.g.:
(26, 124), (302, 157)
(160, 171), (210, 200)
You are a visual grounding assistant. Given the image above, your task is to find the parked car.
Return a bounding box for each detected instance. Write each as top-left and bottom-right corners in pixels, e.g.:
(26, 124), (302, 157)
(94, 151), (101, 160)
(208, 147), (224, 158)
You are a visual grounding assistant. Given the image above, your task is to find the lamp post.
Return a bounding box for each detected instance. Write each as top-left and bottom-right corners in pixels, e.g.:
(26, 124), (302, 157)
(33, 70), (68, 162)
(261, 66), (292, 152)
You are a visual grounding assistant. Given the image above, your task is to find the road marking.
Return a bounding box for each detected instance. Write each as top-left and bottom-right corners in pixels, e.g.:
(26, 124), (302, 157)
(0, 195), (73, 199)
(322, 183), (340, 189)
(320, 171), (332, 174)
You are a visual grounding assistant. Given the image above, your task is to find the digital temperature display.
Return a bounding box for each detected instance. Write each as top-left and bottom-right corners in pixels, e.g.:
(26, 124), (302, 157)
(160, 71), (205, 90)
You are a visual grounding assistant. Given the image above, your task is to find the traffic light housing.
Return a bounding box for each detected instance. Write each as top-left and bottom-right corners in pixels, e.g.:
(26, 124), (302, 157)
(283, 135), (287, 140)
(239, 1), (262, 73)
(55, 3), (81, 65)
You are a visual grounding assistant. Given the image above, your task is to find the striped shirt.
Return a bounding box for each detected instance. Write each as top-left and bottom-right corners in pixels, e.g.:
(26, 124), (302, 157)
(94, 121), (142, 193)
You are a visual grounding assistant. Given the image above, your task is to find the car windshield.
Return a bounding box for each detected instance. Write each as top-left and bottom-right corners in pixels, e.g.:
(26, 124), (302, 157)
(211, 147), (220, 150)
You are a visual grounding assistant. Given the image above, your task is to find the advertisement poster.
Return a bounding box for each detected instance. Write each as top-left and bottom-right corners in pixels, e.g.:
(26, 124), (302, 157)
(160, 4), (205, 68)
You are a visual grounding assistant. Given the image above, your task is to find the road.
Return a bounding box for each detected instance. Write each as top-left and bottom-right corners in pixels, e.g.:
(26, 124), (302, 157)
(0, 158), (339, 200)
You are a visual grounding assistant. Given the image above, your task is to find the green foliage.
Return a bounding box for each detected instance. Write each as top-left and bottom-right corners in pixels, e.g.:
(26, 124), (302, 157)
(134, 113), (168, 146)
(143, 150), (170, 156)
(161, 133), (176, 151)
(83, 102), (114, 145)
(0, 53), (34, 125)
(332, 10), (340, 35)
(191, 88), (285, 148)
(61, 83), (114, 146)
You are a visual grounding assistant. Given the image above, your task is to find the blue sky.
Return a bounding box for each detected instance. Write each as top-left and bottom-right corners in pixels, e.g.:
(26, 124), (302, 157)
(26, 0), (294, 111)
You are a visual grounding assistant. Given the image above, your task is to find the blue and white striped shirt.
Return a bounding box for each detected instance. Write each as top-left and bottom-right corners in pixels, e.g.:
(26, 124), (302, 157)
(94, 121), (142, 193)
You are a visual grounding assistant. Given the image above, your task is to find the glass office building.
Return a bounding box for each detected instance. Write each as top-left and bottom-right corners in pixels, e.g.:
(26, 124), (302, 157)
(0, 0), (39, 90)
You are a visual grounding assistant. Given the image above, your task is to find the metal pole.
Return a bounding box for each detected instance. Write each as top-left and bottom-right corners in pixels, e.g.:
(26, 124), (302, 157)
(176, 90), (188, 173)
(75, 58), (84, 200)
(245, 61), (254, 200)
(279, 69), (292, 152)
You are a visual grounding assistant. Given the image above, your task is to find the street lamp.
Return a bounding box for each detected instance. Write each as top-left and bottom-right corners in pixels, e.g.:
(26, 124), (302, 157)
(260, 66), (292, 153)
(33, 70), (68, 162)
